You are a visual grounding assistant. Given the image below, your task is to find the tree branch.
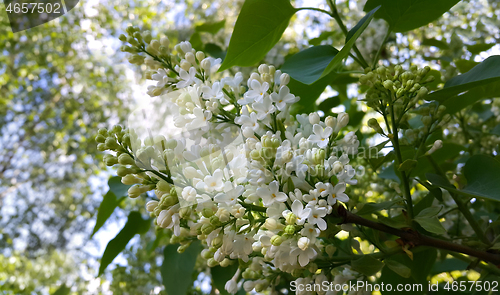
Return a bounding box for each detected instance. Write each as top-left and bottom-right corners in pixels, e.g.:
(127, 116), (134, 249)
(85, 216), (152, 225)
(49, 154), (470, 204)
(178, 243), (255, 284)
(336, 205), (500, 266)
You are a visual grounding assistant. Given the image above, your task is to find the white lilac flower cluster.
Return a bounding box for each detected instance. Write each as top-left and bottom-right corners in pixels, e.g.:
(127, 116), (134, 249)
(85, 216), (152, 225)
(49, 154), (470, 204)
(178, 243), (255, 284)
(113, 27), (362, 294)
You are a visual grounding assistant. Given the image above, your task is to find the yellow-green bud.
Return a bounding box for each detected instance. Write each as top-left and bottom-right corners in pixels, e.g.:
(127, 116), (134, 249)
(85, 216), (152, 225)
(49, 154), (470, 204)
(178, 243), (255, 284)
(285, 213), (297, 225)
(201, 224), (214, 235)
(201, 249), (214, 259)
(270, 235), (283, 246)
(212, 236), (223, 248)
(291, 269), (303, 278)
(156, 180), (170, 192)
(177, 244), (189, 254)
(220, 258), (232, 268)
(202, 208), (214, 218)
(368, 118), (383, 134)
(383, 80), (394, 90)
(104, 155), (118, 166)
(116, 165), (131, 177)
(95, 134), (106, 143)
(210, 216), (221, 226)
(284, 224), (296, 234)
(118, 153), (135, 165)
(207, 258), (219, 267)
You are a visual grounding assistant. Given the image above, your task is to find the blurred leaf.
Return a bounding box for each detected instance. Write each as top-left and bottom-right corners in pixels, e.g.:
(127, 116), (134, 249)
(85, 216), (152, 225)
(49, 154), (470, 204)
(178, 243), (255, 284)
(318, 96), (341, 113)
(91, 191), (125, 237)
(98, 211), (150, 276)
(491, 124), (500, 136)
(467, 43), (495, 55)
(204, 43), (226, 60)
(352, 255), (385, 276)
(219, 0), (296, 70)
(189, 32), (203, 51)
(281, 45), (339, 84)
(357, 200), (401, 215)
(421, 38), (449, 50)
(385, 259), (411, 278)
(321, 6), (380, 78)
(161, 241), (202, 295)
(431, 258), (468, 275)
(52, 284), (70, 295)
(108, 176), (131, 197)
(364, 0), (460, 32)
(309, 31), (334, 46)
(414, 192), (439, 216)
(454, 59), (480, 73)
(195, 20), (226, 35)
(211, 264), (240, 295)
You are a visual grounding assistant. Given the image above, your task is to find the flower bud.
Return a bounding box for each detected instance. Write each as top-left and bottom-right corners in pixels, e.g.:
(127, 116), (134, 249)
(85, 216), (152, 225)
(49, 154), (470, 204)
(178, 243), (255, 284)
(284, 224), (296, 234)
(337, 112), (349, 129)
(122, 174), (141, 185)
(325, 116), (336, 128)
(383, 80), (394, 90)
(426, 140), (443, 155)
(309, 112), (320, 125)
(280, 73), (290, 86)
(212, 236), (223, 248)
(270, 235), (283, 246)
(368, 118), (383, 134)
(207, 258), (219, 267)
(201, 223), (215, 235)
(201, 59), (211, 71)
(118, 153), (135, 165)
(146, 200), (158, 212)
(104, 154), (118, 166)
(220, 258), (232, 268)
(258, 64), (269, 74)
(325, 245), (337, 257)
(264, 218), (281, 230)
(185, 52), (196, 65)
(298, 237), (310, 250)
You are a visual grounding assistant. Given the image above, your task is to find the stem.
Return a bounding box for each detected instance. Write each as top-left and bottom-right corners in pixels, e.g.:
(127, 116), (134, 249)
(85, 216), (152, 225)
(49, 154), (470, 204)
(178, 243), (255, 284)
(296, 7), (333, 17)
(389, 101), (414, 220)
(327, 0), (370, 69)
(336, 206), (500, 265)
(372, 27), (391, 68)
(426, 155), (490, 246)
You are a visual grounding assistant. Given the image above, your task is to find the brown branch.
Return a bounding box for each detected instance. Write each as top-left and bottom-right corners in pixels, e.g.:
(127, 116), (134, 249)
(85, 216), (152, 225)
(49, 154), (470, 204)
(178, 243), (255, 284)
(336, 205), (500, 266)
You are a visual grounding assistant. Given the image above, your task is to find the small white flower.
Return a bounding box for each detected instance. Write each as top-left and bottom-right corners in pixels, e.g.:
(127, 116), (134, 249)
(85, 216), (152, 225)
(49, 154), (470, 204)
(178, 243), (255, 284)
(307, 205), (328, 230)
(257, 180), (287, 206)
(289, 199), (311, 225)
(240, 79), (269, 104)
(252, 96), (276, 120)
(301, 223), (320, 241)
(177, 67), (200, 88)
(181, 186), (197, 202)
(308, 124), (333, 148)
(270, 86), (298, 110)
(196, 169), (224, 193)
(328, 183), (349, 205)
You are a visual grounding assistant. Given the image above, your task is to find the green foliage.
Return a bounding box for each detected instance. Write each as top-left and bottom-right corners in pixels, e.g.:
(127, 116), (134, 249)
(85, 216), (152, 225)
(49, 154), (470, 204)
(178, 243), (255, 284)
(460, 155), (500, 201)
(195, 20), (226, 35)
(385, 259), (411, 278)
(211, 264), (240, 295)
(99, 211), (151, 276)
(219, 0), (296, 70)
(351, 255), (385, 276)
(364, 0), (460, 32)
(161, 241), (202, 295)
(281, 45), (339, 85)
(91, 191), (125, 237)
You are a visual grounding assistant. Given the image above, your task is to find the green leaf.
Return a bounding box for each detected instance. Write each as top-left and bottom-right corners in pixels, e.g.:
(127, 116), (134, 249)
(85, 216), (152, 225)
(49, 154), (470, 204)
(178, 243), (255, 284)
(467, 43), (495, 55)
(460, 154), (500, 202)
(364, 0), (460, 32)
(91, 191), (125, 237)
(356, 200), (401, 216)
(320, 6), (380, 79)
(98, 211), (150, 276)
(431, 258), (468, 275)
(414, 192), (439, 216)
(189, 32), (203, 51)
(421, 38), (449, 50)
(379, 248), (436, 293)
(280, 45), (339, 85)
(309, 31), (334, 46)
(211, 264), (239, 295)
(161, 241), (202, 295)
(351, 255), (385, 276)
(385, 259), (411, 278)
(219, 0), (296, 71)
(204, 43), (226, 60)
(195, 20), (226, 35)
(318, 96), (341, 113)
(52, 284), (70, 295)
(414, 216), (446, 234)
(287, 71), (336, 114)
(426, 55), (500, 103)
(491, 124), (500, 136)
(108, 176), (131, 197)
(454, 59), (480, 73)
(415, 206), (442, 219)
